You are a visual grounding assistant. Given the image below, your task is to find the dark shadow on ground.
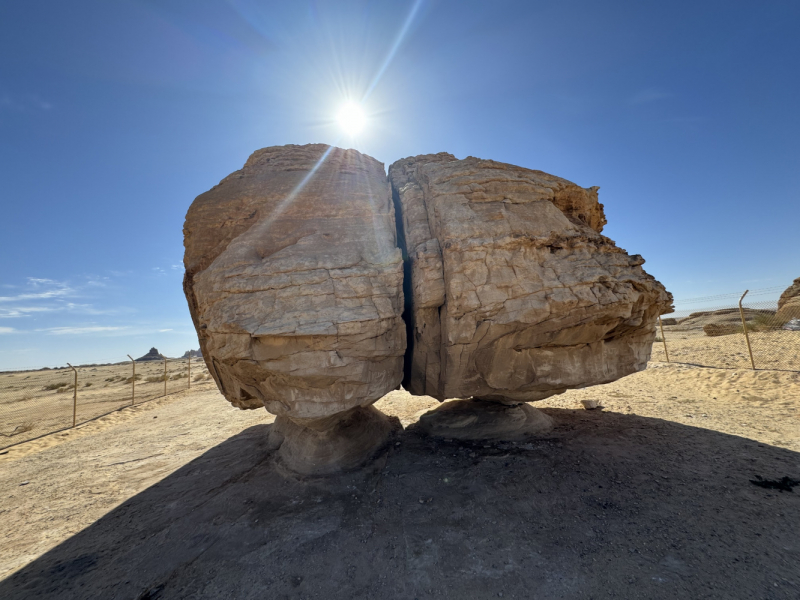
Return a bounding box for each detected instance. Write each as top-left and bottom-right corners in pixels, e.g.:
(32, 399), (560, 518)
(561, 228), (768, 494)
(2, 408), (799, 599)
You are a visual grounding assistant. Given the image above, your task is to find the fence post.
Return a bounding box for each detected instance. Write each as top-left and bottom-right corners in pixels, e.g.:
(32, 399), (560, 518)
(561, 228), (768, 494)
(67, 363), (78, 427)
(738, 290), (756, 370)
(164, 357), (168, 397)
(658, 316), (670, 363)
(127, 354), (136, 405)
(188, 356), (191, 390)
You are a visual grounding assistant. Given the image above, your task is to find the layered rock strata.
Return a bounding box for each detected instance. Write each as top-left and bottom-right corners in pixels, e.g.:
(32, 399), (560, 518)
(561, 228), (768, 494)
(389, 154), (672, 438)
(184, 144), (405, 474)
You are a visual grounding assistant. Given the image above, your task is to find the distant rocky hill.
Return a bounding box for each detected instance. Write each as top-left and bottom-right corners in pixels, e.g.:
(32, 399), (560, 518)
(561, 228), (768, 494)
(181, 349), (202, 359)
(778, 277), (800, 319)
(135, 347), (165, 361)
(667, 308), (773, 332)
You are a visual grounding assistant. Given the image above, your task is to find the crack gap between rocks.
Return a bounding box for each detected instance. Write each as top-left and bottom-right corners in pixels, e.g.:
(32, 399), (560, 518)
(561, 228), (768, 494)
(390, 179), (415, 389)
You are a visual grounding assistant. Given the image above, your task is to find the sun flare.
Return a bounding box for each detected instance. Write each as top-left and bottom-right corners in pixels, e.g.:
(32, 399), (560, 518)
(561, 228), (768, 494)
(336, 102), (366, 136)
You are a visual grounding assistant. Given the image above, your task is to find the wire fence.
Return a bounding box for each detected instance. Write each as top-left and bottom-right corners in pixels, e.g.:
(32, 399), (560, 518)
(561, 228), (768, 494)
(651, 288), (800, 371)
(0, 357), (212, 450)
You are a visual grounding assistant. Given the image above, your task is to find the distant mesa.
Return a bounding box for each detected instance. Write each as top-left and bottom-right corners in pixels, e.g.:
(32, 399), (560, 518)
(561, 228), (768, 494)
(182, 349), (202, 359)
(135, 347), (166, 362)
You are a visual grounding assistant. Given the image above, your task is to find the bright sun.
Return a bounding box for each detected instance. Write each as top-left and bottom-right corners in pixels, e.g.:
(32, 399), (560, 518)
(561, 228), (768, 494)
(336, 102), (366, 136)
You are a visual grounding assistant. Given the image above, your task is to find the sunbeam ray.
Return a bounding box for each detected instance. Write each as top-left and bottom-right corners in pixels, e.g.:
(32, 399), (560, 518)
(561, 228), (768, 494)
(362, 0), (425, 102)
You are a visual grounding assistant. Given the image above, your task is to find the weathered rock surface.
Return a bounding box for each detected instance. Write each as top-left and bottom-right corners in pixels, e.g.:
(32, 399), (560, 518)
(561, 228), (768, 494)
(777, 277), (800, 320)
(184, 144), (405, 472)
(266, 406), (401, 475)
(388, 153), (673, 408)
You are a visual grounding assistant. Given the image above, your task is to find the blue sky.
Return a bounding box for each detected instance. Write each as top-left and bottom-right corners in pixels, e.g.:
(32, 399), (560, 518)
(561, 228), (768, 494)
(1, 0), (798, 369)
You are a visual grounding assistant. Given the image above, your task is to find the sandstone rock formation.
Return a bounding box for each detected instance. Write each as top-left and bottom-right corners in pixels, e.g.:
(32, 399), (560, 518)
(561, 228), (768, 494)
(777, 277), (800, 320)
(389, 153), (672, 439)
(184, 144), (673, 468)
(184, 144), (405, 474)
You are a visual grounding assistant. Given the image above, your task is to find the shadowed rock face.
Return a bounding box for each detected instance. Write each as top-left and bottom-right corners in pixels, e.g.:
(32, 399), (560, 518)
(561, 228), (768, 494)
(388, 153), (673, 405)
(183, 144), (405, 472)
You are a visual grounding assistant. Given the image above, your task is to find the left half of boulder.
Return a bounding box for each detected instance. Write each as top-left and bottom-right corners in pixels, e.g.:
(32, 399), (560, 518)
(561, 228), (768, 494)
(183, 144), (405, 474)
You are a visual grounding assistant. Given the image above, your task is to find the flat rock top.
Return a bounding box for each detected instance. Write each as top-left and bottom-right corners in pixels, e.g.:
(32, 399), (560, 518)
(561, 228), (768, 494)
(185, 144), (396, 276)
(389, 153), (607, 239)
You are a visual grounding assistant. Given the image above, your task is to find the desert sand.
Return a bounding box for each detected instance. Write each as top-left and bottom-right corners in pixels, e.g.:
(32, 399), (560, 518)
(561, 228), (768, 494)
(0, 359), (798, 598)
(651, 327), (799, 372)
(0, 359), (210, 448)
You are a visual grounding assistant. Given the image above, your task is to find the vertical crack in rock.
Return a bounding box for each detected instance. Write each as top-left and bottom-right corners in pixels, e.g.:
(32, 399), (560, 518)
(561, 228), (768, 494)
(390, 176), (415, 389)
(388, 153), (453, 399)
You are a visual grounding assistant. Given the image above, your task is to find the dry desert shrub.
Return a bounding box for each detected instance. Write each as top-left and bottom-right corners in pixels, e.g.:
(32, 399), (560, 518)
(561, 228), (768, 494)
(750, 312), (790, 331)
(0, 423), (34, 438)
(42, 382), (68, 391)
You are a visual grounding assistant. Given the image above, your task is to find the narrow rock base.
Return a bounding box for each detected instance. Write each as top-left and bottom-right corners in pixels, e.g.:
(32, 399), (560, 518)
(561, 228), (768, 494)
(267, 405), (401, 475)
(414, 399), (554, 441)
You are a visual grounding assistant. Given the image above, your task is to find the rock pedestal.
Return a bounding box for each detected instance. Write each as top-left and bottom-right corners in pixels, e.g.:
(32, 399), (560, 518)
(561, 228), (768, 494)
(183, 144), (405, 473)
(413, 399), (554, 441)
(389, 153), (672, 439)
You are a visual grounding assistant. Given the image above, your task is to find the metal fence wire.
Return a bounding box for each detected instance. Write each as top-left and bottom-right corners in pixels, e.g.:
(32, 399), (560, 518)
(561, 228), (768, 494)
(651, 289), (800, 372)
(0, 357), (211, 450)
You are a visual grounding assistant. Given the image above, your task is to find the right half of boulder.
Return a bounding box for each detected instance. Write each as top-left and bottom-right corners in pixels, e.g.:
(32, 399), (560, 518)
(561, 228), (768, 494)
(388, 153), (673, 403)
